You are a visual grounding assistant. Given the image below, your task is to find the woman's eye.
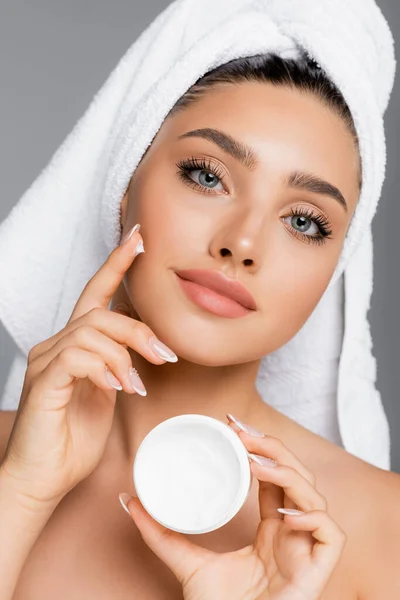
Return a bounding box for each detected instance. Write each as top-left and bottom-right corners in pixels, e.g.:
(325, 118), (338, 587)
(189, 169), (224, 191)
(176, 158), (227, 194)
(281, 208), (333, 246)
(283, 214), (319, 236)
(177, 159), (332, 246)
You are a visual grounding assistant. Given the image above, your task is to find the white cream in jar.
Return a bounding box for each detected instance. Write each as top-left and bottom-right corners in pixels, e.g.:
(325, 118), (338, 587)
(133, 414), (252, 534)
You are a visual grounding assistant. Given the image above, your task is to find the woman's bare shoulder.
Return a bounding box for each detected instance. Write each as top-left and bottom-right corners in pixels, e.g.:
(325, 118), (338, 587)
(0, 410), (17, 463)
(323, 449), (400, 599)
(356, 458), (400, 598)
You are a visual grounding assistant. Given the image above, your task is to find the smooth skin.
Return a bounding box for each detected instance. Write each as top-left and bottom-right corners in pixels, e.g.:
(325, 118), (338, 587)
(122, 422), (347, 600)
(1, 227), (345, 600)
(1, 81), (400, 599)
(1, 229), (167, 508)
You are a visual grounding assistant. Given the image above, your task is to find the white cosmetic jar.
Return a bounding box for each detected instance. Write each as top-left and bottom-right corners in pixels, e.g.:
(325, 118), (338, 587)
(133, 414), (252, 534)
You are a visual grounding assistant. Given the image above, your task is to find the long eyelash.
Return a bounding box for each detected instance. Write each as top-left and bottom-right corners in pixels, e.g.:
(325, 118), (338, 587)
(286, 206), (333, 246)
(176, 158), (334, 246)
(175, 156), (225, 194)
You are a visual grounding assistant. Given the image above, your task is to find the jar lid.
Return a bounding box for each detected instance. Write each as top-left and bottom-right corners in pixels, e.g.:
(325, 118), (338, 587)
(133, 414), (252, 534)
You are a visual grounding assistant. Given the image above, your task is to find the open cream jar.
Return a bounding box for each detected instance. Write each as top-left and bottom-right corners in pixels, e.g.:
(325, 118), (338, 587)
(133, 414), (252, 534)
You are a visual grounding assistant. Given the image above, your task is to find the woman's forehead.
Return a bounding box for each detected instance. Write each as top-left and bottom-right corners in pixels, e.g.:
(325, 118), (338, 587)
(154, 82), (360, 213)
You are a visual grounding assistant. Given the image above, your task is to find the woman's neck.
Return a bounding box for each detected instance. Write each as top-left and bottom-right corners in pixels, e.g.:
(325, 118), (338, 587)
(103, 349), (271, 463)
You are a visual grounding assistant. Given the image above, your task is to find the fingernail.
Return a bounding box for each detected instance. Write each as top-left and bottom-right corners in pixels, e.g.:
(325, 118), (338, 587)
(119, 493), (133, 514)
(129, 366), (147, 396)
(133, 239), (145, 257)
(226, 413), (265, 437)
(248, 453), (278, 467)
(120, 223), (141, 245)
(148, 336), (178, 362)
(105, 367), (123, 390)
(277, 508), (304, 516)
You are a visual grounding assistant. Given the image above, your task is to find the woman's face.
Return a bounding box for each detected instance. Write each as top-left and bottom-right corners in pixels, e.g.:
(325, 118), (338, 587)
(118, 81), (360, 366)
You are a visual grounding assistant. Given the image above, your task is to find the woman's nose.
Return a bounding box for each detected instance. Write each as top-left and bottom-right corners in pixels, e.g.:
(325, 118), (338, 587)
(218, 246), (255, 268)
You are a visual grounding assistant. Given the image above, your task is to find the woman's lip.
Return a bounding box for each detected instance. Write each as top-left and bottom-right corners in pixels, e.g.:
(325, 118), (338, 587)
(175, 273), (252, 318)
(175, 268), (256, 310)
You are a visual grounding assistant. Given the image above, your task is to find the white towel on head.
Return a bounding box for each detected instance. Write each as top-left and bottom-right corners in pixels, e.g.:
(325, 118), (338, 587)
(0, 0), (396, 470)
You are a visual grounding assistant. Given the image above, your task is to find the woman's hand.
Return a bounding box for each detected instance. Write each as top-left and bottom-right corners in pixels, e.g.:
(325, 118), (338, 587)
(120, 415), (347, 600)
(1, 224), (178, 509)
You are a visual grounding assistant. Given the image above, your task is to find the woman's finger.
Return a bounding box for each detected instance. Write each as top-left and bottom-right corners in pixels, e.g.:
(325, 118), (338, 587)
(227, 416), (319, 513)
(29, 304), (133, 360)
(121, 495), (214, 587)
(28, 309), (175, 371)
(107, 302), (131, 349)
(282, 509), (347, 572)
(27, 225), (144, 364)
(29, 346), (120, 410)
(68, 223), (144, 324)
(226, 417), (315, 484)
(25, 326), (148, 395)
(249, 459), (328, 521)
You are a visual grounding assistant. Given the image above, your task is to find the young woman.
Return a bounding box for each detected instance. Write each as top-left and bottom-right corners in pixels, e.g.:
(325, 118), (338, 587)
(0, 21), (399, 600)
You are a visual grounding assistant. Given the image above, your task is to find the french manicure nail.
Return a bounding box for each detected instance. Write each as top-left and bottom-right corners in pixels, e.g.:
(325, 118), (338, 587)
(148, 336), (178, 362)
(277, 508), (304, 516)
(120, 223), (141, 245)
(129, 366), (147, 396)
(105, 367), (123, 390)
(248, 453), (278, 467)
(119, 492), (133, 514)
(226, 413), (265, 437)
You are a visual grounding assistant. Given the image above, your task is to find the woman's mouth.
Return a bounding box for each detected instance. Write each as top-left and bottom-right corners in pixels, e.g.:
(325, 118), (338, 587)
(174, 273), (254, 318)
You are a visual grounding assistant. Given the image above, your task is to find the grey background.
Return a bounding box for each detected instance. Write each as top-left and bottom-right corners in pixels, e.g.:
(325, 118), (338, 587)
(0, 1), (399, 471)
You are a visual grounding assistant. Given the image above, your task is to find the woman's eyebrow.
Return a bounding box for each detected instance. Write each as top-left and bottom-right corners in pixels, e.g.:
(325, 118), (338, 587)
(177, 127), (348, 212)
